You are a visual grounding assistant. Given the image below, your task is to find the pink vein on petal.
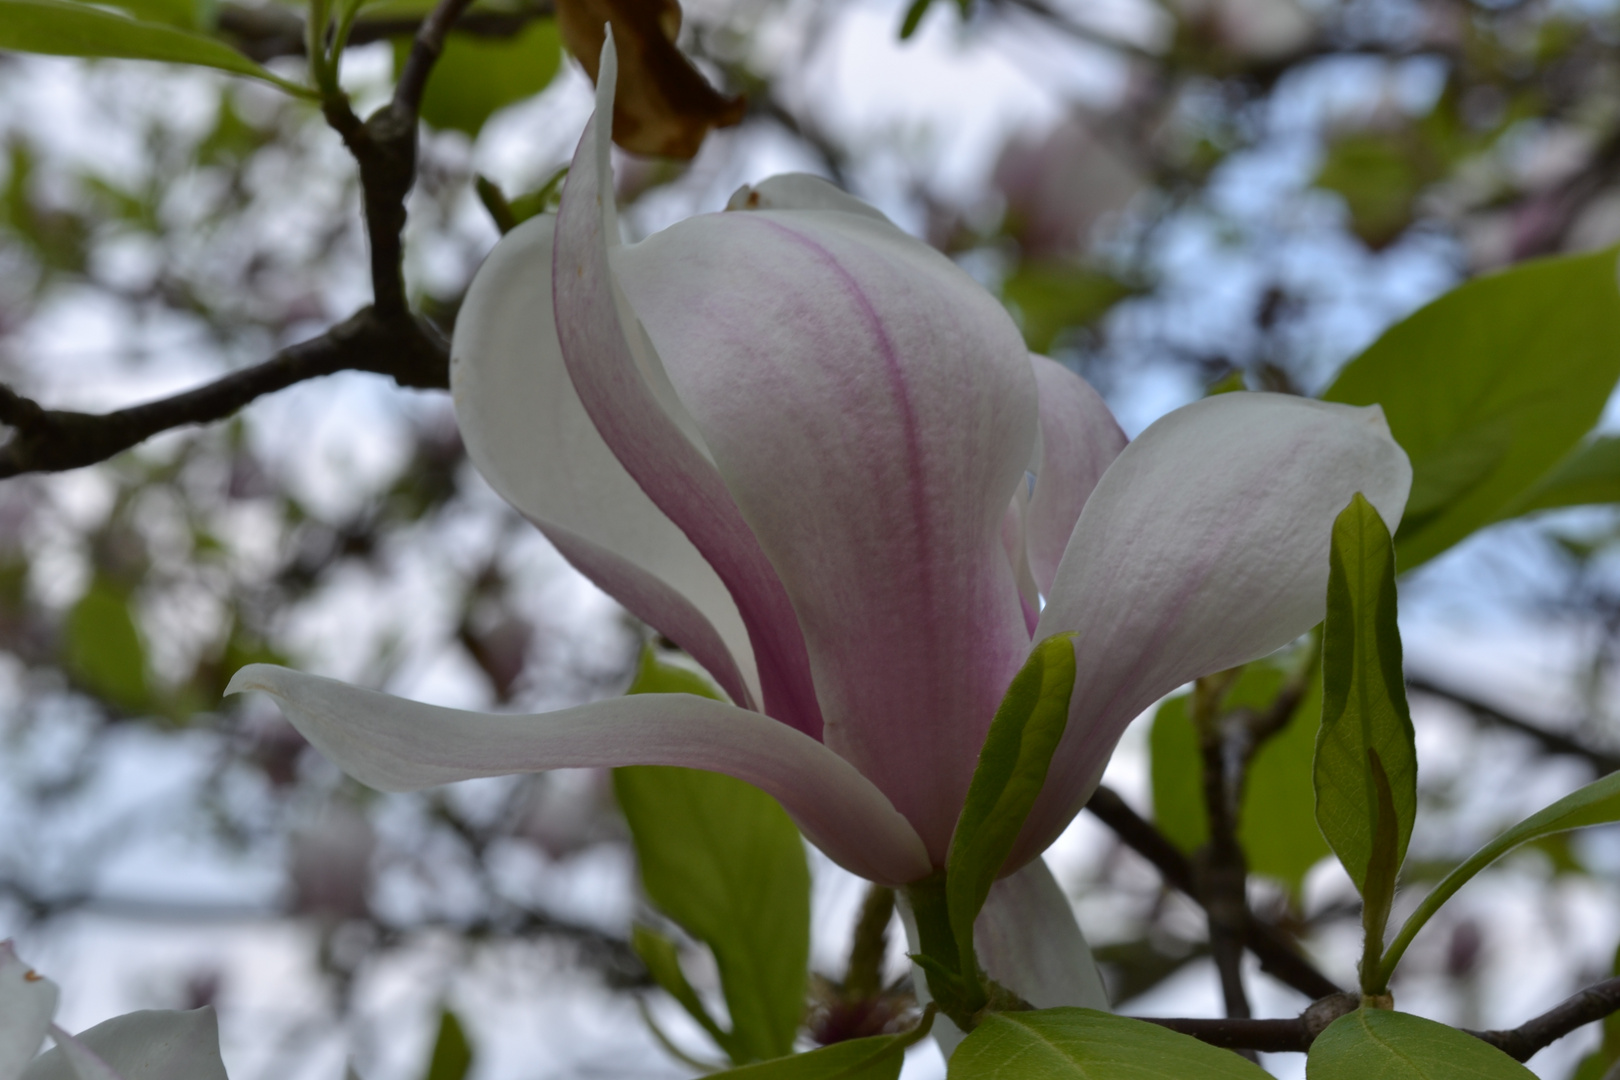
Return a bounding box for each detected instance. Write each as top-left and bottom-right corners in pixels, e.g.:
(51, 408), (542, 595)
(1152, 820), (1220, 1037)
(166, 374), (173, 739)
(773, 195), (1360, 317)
(552, 113), (825, 741)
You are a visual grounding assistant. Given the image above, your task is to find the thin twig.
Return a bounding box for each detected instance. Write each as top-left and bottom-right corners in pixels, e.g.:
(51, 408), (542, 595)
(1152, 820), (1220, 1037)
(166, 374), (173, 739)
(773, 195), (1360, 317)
(1406, 674), (1620, 774)
(1084, 786), (1343, 1000)
(391, 0), (481, 116)
(1194, 673), (1254, 1022)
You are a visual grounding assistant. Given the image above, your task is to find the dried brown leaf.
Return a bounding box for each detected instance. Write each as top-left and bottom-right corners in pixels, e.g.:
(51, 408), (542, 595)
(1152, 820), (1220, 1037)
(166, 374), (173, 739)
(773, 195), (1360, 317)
(558, 0), (746, 159)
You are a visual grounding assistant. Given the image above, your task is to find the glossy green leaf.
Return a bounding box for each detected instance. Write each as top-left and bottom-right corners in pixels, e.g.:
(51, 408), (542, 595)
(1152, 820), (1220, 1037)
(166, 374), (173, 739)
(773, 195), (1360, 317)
(1149, 662), (1329, 895)
(99, 0), (204, 29)
(948, 1009), (1272, 1079)
(632, 925), (733, 1056)
(66, 577), (150, 714)
(1306, 1010), (1533, 1079)
(1511, 435), (1620, 515)
(1323, 247), (1620, 569)
(708, 1012), (934, 1080)
(1315, 494), (1416, 909)
(945, 632), (1077, 987)
(616, 653), (810, 1064)
(421, 1010), (472, 1080)
(393, 17), (561, 137)
(1378, 767), (1620, 984)
(0, 0), (308, 93)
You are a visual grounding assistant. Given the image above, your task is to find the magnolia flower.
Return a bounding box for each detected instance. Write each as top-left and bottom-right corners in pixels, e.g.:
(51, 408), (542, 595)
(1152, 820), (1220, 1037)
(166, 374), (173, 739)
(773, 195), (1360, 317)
(1, 942), (228, 1080)
(228, 36), (1409, 1003)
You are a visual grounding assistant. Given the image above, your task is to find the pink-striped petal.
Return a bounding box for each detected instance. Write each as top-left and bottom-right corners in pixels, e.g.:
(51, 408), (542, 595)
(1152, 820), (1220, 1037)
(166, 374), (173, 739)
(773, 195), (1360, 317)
(553, 36), (823, 740)
(451, 213), (757, 710)
(1013, 393), (1411, 867)
(614, 194), (1037, 865)
(1026, 356), (1127, 596)
(226, 665), (932, 886)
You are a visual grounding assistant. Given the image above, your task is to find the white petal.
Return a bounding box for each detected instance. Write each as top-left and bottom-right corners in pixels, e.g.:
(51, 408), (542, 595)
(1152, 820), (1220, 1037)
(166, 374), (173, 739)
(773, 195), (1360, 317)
(0, 942), (57, 1080)
(33, 1029), (118, 1080)
(1026, 356), (1127, 596)
(25, 1010), (226, 1080)
(1016, 393), (1411, 865)
(724, 174), (896, 224)
(975, 857), (1108, 1012)
(900, 858), (1106, 1059)
(553, 35), (825, 738)
(452, 213), (759, 711)
(226, 665), (931, 886)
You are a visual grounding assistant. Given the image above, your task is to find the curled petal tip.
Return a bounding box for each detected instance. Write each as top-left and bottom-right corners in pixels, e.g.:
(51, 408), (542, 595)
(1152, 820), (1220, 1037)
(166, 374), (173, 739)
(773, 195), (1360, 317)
(223, 663), (280, 699)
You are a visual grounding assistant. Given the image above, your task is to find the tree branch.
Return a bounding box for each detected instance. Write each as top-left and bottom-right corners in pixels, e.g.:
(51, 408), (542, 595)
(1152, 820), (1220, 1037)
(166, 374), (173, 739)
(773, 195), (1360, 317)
(1139, 977), (1620, 1061)
(1084, 786), (1344, 1000)
(0, 308), (447, 477)
(1141, 992), (1359, 1053)
(1476, 976), (1620, 1061)
(0, 0), (479, 477)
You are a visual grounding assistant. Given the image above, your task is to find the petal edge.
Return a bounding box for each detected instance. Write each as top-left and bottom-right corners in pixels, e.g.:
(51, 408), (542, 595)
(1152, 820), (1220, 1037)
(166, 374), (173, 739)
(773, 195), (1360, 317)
(227, 665), (932, 886)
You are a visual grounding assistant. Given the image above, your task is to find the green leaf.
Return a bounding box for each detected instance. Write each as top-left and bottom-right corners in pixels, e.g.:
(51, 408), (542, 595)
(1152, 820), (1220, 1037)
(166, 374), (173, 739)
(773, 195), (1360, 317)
(632, 925), (734, 1057)
(947, 1009), (1272, 1079)
(99, 0), (206, 30)
(1149, 662), (1329, 896)
(392, 16), (561, 137)
(1241, 665), (1329, 894)
(1314, 132), (1437, 250)
(66, 577), (151, 714)
(1379, 767), (1620, 984)
(708, 1012), (935, 1080)
(420, 1009), (472, 1080)
(1510, 435), (1620, 515)
(1000, 262), (1133, 354)
(898, 0), (933, 38)
(1315, 494), (1417, 913)
(945, 632), (1077, 990)
(1322, 247), (1620, 569)
(0, 0), (309, 93)
(507, 167), (567, 224)
(616, 652), (809, 1064)
(625, 646), (725, 700)
(1147, 691), (1206, 853)
(1359, 748), (1402, 984)
(1306, 1010), (1534, 1079)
